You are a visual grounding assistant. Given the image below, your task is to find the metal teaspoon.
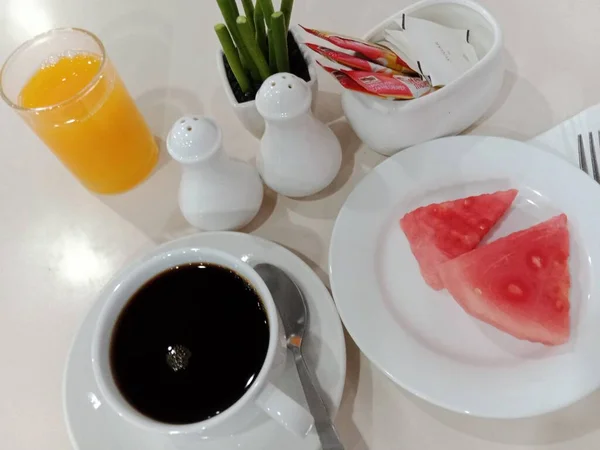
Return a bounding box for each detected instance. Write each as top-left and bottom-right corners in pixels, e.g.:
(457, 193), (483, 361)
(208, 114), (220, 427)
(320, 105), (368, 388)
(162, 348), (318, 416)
(255, 263), (345, 450)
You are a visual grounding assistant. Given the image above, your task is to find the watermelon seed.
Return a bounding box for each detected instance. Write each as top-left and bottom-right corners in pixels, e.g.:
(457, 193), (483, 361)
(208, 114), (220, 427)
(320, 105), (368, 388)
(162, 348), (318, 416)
(531, 255), (542, 268)
(474, 288), (482, 295)
(507, 283), (523, 296)
(478, 219), (491, 231)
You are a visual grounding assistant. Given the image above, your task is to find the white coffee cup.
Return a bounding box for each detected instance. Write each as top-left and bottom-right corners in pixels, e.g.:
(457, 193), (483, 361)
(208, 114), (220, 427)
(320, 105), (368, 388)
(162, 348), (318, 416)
(91, 246), (314, 439)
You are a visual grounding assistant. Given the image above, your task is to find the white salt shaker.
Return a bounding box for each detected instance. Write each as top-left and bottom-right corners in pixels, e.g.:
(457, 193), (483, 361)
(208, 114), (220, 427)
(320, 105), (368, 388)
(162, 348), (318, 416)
(256, 73), (342, 197)
(167, 116), (263, 231)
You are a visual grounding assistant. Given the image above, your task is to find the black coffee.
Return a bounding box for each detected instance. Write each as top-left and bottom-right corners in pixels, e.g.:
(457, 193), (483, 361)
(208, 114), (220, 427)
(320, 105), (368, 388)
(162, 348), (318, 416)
(110, 263), (270, 424)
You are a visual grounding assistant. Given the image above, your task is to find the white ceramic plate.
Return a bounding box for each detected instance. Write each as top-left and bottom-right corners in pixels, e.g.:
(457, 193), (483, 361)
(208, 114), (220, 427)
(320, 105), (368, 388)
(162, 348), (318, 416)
(64, 232), (345, 450)
(329, 136), (600, 418)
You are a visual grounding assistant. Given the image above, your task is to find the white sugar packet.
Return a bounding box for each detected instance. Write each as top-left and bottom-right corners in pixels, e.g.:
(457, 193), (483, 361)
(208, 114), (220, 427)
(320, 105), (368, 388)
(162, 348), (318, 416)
(380, 14), (479, 87)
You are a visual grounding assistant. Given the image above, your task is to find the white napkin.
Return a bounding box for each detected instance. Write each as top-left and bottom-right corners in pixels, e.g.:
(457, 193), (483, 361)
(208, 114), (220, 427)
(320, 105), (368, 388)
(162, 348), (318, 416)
(382, 15), (479, 87)
(527, 103), (600, 172)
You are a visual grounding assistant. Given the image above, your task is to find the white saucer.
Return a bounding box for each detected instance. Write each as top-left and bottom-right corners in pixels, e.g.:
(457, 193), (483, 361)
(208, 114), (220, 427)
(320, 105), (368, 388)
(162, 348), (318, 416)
(64, 232), (346, 450)
(330, 136), (600, 418)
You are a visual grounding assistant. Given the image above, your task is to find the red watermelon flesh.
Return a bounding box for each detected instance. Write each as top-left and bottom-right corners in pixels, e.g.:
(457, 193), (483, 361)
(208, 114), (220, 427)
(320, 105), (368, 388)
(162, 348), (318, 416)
(400, 189), (518, 290)
(438, 214), (570, 346)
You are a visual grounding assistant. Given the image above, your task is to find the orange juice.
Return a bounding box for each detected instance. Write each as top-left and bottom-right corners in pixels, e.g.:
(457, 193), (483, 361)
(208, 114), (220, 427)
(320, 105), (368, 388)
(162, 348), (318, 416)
(19, 53), (158, 194)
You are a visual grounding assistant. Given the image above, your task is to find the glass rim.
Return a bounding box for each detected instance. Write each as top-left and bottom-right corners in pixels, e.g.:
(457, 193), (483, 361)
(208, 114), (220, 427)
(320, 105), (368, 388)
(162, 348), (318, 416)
(0, 27), (107, 113)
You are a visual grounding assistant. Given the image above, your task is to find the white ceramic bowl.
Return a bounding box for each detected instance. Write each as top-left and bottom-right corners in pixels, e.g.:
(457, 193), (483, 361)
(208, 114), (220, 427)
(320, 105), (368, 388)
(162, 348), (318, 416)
(342, 0), (504, 156)
(216, 26), (319, 138)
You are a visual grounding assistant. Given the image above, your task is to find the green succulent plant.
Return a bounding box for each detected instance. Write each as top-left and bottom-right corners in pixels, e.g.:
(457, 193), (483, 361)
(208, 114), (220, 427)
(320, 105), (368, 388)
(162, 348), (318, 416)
(214, 0), (294, 94)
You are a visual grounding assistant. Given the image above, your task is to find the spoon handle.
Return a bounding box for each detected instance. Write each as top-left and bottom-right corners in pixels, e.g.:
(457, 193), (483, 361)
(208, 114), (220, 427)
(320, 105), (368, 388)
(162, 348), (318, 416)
(292, 348), (345, 449)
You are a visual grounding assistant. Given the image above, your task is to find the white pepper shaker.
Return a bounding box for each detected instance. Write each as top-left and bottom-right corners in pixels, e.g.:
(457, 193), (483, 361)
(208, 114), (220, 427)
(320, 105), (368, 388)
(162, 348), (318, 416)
(255, 73), (342, 198)
(167, 116), (263, 231)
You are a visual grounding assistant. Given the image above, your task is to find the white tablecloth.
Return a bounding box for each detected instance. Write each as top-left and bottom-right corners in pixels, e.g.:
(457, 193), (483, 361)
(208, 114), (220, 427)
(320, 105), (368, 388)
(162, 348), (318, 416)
(1, 0), (600, 449)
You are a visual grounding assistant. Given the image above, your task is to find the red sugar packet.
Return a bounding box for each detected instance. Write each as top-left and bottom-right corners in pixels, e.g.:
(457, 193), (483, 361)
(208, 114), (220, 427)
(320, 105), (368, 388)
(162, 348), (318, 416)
(317, 62), (371, 95)
(307, 43), (399, 75)
(301, 25), (417, 75)
(340, 68), (432, 99)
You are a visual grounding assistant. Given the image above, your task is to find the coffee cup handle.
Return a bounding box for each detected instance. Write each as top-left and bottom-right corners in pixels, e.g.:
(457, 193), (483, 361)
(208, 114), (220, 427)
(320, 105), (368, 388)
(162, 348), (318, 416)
(255, 382), (314, 437)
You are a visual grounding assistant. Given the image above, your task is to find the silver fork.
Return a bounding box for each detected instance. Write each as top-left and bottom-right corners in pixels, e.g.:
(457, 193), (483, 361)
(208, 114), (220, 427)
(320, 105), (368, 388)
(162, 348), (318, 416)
(578, 132), (600, 183)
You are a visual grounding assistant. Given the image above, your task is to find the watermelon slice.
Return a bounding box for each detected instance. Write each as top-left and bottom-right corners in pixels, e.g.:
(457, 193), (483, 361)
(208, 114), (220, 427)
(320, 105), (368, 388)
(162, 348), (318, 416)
(400, 189), (518, 290)
(438, 214), (570, 346)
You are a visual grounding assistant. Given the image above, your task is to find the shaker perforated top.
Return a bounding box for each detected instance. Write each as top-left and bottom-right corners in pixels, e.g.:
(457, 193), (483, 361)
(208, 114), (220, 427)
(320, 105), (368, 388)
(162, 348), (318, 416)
(255, 73), (312, 121)
(166, 116), (222, 163)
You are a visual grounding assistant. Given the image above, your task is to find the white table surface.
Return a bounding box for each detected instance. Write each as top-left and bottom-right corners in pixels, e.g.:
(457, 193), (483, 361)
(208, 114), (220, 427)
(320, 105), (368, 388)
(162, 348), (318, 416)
(2, 0), (600, 449)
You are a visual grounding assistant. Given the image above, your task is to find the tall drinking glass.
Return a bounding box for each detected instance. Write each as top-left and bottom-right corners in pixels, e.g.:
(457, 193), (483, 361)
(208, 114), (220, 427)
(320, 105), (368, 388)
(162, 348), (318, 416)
(0, 28), (159, 194)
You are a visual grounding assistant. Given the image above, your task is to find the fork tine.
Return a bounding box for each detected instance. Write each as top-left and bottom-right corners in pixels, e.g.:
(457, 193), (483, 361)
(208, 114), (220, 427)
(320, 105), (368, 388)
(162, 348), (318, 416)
(593, 132), (600, 183)
(579, 134), (589, 173)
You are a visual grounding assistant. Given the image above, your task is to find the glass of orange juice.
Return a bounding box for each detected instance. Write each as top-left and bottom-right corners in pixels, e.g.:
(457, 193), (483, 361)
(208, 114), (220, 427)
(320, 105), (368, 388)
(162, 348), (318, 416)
(0, 28), (158, 194)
